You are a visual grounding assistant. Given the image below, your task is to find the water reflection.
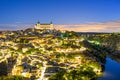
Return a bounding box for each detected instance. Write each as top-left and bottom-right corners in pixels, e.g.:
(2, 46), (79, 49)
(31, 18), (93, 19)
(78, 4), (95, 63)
(99, 57), (120, 80)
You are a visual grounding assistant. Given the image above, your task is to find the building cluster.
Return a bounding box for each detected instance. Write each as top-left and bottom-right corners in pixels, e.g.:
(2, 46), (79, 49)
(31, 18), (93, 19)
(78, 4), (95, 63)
(0, 22), (102, 80)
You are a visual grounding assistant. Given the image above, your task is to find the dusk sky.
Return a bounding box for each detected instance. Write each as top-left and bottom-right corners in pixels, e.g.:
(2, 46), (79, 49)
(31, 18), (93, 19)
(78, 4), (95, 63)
(0, 0), (120, 32)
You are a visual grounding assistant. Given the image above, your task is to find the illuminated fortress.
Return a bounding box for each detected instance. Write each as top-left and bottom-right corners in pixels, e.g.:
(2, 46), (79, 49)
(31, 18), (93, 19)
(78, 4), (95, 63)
(34, 21), (53, 30)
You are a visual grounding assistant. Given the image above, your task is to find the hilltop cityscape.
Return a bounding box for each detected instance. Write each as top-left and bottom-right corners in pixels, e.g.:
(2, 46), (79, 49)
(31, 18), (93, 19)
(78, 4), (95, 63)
(0, 22), (110, 80)
(1, 21), (120, 80)
(1, 0), (120, 80)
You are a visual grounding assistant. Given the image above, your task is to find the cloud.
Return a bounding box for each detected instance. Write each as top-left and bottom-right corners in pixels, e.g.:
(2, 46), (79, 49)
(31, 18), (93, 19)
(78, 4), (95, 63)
(0, 20), (120, 32)
(0, 23), (34, 31)
(55, 20), (120, 32)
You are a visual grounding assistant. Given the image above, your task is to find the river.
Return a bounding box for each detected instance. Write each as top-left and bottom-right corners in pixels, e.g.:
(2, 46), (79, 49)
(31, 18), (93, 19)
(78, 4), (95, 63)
(99, 57), (120, 80)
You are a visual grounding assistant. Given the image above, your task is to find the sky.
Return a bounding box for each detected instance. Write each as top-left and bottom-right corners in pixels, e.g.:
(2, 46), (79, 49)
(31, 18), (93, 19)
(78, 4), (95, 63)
(0, 0), (120, 32)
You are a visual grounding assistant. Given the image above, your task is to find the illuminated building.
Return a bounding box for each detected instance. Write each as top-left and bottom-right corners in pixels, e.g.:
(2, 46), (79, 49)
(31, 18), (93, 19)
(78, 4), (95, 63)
(34, 21), (53, 30)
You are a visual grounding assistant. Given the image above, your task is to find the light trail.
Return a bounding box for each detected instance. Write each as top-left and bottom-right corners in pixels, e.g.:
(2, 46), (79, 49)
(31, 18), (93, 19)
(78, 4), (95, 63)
(38, 62), (47, 80)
